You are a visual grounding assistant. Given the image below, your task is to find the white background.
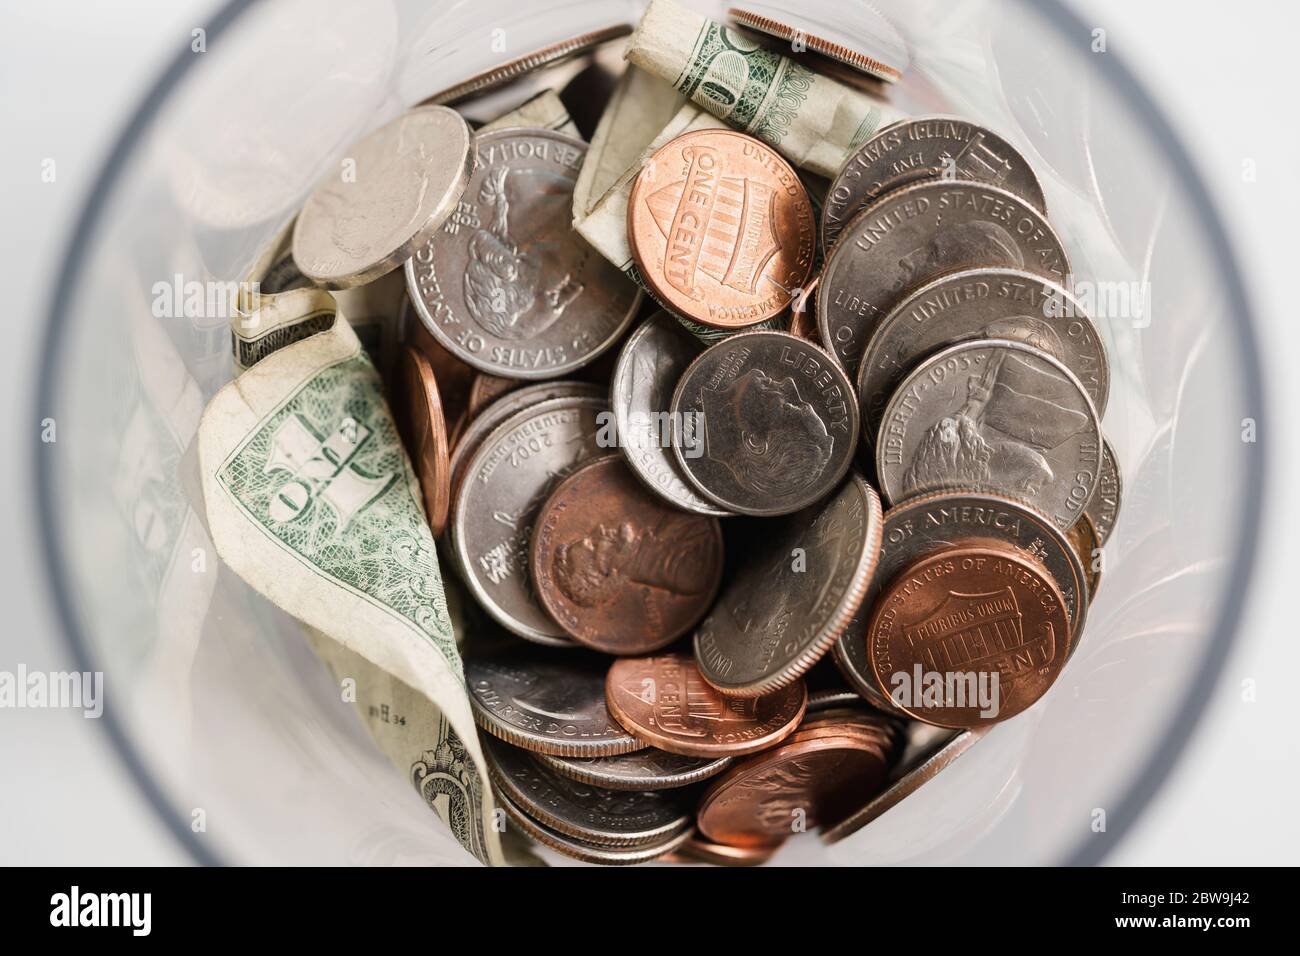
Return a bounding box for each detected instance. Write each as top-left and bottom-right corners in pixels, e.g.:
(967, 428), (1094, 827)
(0, 0), (1295, 864)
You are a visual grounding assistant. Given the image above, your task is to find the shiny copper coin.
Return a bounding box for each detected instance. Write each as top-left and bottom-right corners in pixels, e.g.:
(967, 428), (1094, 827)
(397, 346), (451, 537)
(671, 835), (780, 866)
(606, 653), (807, 758)
(627, 129), (816, 329)
(531, 456), (724, 655)
(866, 544), (1070, 728)
(402, 295), (477, 433)
(696, 716), (897, 847)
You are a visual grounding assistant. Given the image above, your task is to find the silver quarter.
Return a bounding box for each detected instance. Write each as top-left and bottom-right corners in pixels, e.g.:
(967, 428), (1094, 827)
(293, 106), (473, 288)
(452, 394), (606, 644)
(822, 117), (1045, 251)
(466, 646), (644, 757)
(832, 490), (1088, 710)
(406, 127), (641, 379)
(817, 180), (1071, 379)
(669, 331), (858, 517)
(875, 339), (1102, 531)
(857, 268), (1110, 440)
(694, 475), (883, 697)
(610, 313), (729, 516)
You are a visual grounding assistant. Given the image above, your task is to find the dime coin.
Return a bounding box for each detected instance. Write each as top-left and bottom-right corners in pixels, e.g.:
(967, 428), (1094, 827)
(875, 338), (1103, 531)
(466, 646), (645, 756)
(447, 381), (603, 518)
(494, 786), (691, 865)
(293, 106), (473, 289)
(696, 714), (898, 847)
(536, 748), (732, 792)
(856, 268), (1109, 440)
(1085, 436), (1122, 545)
(531, 456), (725, 654)
(627, 129), (816, 330)
(821, 727), (987, 843)
(1066, 512), (1103, 603)
(396, 346), (452, 538)
(822, 118), (1045, 250)
(605, 653), (807, 757)
(406, 128), (641, 379)
(422, 25), (634, 106)
(452, 395), (607, 644)
(694, 475), (882, 696)
(832, 490), (1088, 710)
(669, 331), (858, 516)
(806, 688), (872, 713)
(484, 736), (692, 846)
(609, 313), (728, 516)
(817, 180), (1071, 378)
(865, 545), (1070, 727)
(727, 4), (907, 83)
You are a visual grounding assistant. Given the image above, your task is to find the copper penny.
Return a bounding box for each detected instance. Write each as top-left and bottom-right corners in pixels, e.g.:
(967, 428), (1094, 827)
(402, 295), (477, 434)
(1066, 512), (1103, 605)
(397, 345), (451, 537)
(606, 653), (806, 758)
(696, 715), (897, 847)
(627, 129), (816, 330)
(530, 456), (724, 655)
(866, 544), (1070, 728)
(670, 835), (780, 866)
(787, 276), (820, 343)
(467, 373), (520, 417)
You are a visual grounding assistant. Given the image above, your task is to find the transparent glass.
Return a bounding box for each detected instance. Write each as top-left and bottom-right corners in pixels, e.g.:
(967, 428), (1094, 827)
(36, 0), (1265, 865)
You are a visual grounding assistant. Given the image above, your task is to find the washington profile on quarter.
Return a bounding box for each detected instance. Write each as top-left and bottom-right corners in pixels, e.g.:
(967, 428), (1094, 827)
(407, 128), (641, 379)
(670, 330), (858, 517)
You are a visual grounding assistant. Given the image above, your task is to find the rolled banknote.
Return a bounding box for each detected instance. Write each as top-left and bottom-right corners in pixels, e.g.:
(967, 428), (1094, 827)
(198, 296), (504, 865)
(625, 0), (905, 179)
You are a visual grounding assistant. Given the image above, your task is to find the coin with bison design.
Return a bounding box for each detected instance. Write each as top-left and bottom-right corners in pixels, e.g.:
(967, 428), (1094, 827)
(875, 338), (1102, 531)
(628, 129), (816, 329)
(669, 331), (858, 516)
(865, 544), (1070, 727)
(531, 456), (724, 654)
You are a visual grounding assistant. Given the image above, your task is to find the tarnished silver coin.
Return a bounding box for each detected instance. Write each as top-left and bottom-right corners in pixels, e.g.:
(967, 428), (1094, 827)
(610, 313), (729, 516)
(1085, 436), (1122, 545)
(857, 268), (1110, 440)
(293, 106), (473, 289)
(832, 490), (1088, 710)
(484, 737), (692, 846)
(695, 475), (883, 697)
(536, 748), (732, 792)
(876, 339), (1102, 531)
(406, 127), (640, 379)
(817, 180), (1071, 379)
(669, 331), (858, 517)
(466, 646), (645, 757)
(452, 395), (606, 644)
(494, 786), (692, 865)
(822, 117), (1045, 251)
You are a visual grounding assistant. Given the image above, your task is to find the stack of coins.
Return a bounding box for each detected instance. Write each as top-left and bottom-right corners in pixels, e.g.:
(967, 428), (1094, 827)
(273, 3), (1121, 865)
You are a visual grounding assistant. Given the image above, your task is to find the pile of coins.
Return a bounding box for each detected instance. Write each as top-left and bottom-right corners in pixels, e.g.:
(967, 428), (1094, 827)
(271, 3), (1121, 865)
